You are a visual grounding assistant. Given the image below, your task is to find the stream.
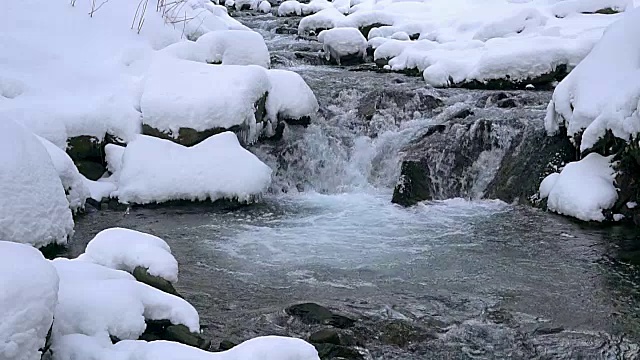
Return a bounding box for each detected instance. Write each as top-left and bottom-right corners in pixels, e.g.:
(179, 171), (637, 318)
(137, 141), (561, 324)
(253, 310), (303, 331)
(69, 11), (640, 359)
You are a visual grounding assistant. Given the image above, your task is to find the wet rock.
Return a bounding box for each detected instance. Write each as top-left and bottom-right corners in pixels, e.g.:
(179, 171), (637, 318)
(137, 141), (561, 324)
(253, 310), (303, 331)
(379, 320), (438, 347)
(286, 303), (356, 328)
(392, 160), (432, 207)
(276, 27), (298, 35)
(141, 320), (211, 350)
(313, 343), (364, 360)
(75, 160), (106, 181)
(533, 326), (564, 335)
(357, 88), (443, 122)
(309, 329), (341, 345)
(66, 135), (102, 162)
(458, 65), (568, 90)
(496, 98), (518, 108)
(218, 340), (238, 351)
(132, 266), (180, 297)
(295, 51), (326, 66)
(359, 23), (392, 39)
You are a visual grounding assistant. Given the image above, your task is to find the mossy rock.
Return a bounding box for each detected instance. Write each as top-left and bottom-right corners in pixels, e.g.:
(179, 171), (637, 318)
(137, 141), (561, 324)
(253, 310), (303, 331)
(132, 266), (180, 297)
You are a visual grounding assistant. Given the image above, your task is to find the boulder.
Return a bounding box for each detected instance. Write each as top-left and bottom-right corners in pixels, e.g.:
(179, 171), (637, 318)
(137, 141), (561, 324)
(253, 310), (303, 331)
(132, 266), (181, 297)
(285, 303), (355, 328)
(309, 329), (341, 345)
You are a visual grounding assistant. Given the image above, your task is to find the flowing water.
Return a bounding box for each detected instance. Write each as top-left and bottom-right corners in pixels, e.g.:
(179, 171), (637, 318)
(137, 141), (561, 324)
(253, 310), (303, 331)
(70, 12), (640, 359)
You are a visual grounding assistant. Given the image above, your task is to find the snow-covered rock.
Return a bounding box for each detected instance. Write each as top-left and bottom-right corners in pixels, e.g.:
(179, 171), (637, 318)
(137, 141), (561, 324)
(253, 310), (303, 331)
(545, 7), (640, 152)
(54, 334), (320, 360)
(258, 1), (272, 13)
(140, 58), (270, 146)
(539, 153), (617, 221)
(114, 133), (272, 205)
(77, 228), (178, 283)
(0, 120), (74, 248)
(0, 241), (59, 360)
(298, 8), (346, 35)
(318, 28), (367, 65)
(234, 0), (260, 11)
(195, 30), (270, 68)
(266, 70), (319, 124)
(37, 136), (91, 213)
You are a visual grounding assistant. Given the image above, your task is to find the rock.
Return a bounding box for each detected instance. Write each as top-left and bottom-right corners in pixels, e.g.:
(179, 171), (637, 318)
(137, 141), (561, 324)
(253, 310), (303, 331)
(496, 98), (518, 108)
(392, 160), (432, 207)
(132, 266), (181, 297)
(358, 22), (391, 39)
(357, 88), (443, 122)
(533, 326), (564, 335)
(66, 135), (102, 162)
(75, 160), (106, 181)
(165, 324), (211, 350)
(458, 64), (568, 90)
(379, 320), (437, 347)
(313, 343), (364, 360)
(219, 340), (238, 351)
(309, 329), (341, 345)
(286, 303), (356, 328)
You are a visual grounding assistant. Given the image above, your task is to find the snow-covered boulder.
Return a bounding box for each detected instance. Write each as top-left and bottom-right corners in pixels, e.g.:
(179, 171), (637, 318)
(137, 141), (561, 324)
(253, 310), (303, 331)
(77, 228), (178, 283)
(318, 28), (367, 65)
(195, 30), (270, 68)
(0, 241), (59, 360)
(0, 120), (74, 248)
(266, 70), (319, 125)
(54, 334), (320, 360)
(545, 7), (640, 152)
(539, 153), (617, 221)
(258, 1), (272, 13)
(113, 133), (272, 205)
(298, 8), (346, 36)
(234, 0), (260, 11)
(278, 1), (303, 16)
(37, 136), (91, 213)
(140, 58), (270, 146)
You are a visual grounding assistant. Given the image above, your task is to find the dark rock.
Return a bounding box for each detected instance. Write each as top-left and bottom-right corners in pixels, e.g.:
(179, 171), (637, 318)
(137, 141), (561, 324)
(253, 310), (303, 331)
(313, 343), (364, 360)
(165, 324), (211, 350)
(496, 98), (518, 108)
(357, 88), (443, 122)
(379, 320), (438, 347)
(358, 22), (392, 38)
(294, 51), (326, 66)
(38, 242), (66, 260)
(139, 332), (162, 342)
(458, 64), (568, 90)
(219, 340), (238, 351)
(66, 135), (103, 162)
(309, 329), (341, 345)
(276, 27), (298, 35)
(323, 51), (365, 66)
(392, 160), (432, 207)
(533, 326), (565, 336)
(132, 266), (181, 297)
(75, 160), (106, 181)
(286, 303), (356, 328)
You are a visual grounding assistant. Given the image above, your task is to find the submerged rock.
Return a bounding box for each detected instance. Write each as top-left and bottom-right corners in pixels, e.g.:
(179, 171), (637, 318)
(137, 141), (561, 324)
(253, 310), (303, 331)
(286, 303), (356, 328)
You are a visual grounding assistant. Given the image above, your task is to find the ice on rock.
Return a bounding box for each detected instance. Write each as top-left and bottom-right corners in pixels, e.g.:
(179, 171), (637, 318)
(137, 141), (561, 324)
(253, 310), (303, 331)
(266, 70), (319, 123)
(0, 120), (74, 248)
(195, 30), (270, 68)
(54, 334), (320, 360)
(539, 153), (617, 221)
(114, 133), (272, 205)
(37, 136), (91, 213)
(545, 7), (640, 151)
(77, 228), (178, 283)
(0, 241), (59, 360)
(140, 58), (270, 143)
(318, 28), (367, 64)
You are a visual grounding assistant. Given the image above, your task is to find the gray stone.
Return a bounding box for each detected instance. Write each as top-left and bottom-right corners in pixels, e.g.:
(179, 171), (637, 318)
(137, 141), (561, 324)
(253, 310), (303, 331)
(132, 266), (181, 297)
(309, 329), (341, 345)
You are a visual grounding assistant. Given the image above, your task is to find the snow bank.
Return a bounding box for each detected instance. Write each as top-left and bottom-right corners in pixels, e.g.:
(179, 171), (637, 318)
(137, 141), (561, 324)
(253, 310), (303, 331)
(78, 228), (178, 283)
(266, 70), (319, 122)
(0, 120), (74, 248)
(37, 136), (91, 212)
(140, 58), (270, 142)
(114, 133), (272, 204)
(545, 7), (640, 151)
(54, 334), (320, 360)
(318, 28), (367, 64)
(540, 153), (617, 221)
(195, 30), (270, 68)
(52, 258), (200, 340)
(0, 241), (59, 360)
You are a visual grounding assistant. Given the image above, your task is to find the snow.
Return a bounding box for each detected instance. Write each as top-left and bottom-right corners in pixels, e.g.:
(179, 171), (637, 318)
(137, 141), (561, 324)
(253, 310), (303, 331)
(54, 334), (320, 360)
(545, 7), (640, 151)
(0, 241), (59, 360)
(318, 28), (367, 64)
(37, 136), (91, 213)
(279, 1), (303, 16)
(266, 70), (319, 122)
(140, 58), (270, 142)
(114, 133), (272, 204)
(259, 1), (273, 13)
(539, 153), (617, 221)
(51, 259), (200, 340)
(83, 179), (117, 202)
(294, 0), (634, 86)
(78, 228), (179, 283)
(195, 30), (271, 68)
(0, 119), (74, 248)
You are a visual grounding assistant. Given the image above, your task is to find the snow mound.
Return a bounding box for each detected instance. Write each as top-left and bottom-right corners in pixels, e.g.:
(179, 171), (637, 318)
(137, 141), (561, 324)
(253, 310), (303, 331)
(195, 30), (270, 68)
(0, 241), (59, 360)
(114, 133), (272, 204)
(259, 1), (272, 13)
(54, 334), (319, 360)
(279, 1), (303, 16)
(266, 70), (319, 122)
(52, 258), (199, 340)
(0, 119), (74, 248)
(140, 58), (270, 143)
(318, 28), (367, 64)
(539, 153), (617, 221)
(37, 136), (91, 213)
(78, 228), (178, 283)
(545, 7), (640, 151)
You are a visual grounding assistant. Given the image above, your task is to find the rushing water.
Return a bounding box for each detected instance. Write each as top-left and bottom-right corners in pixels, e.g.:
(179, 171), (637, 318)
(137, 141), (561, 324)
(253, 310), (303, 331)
(70, 12), (640, 359)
